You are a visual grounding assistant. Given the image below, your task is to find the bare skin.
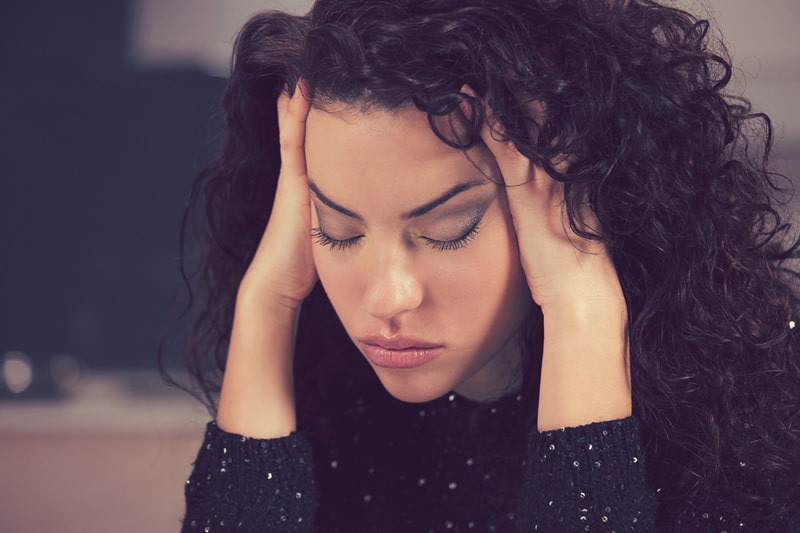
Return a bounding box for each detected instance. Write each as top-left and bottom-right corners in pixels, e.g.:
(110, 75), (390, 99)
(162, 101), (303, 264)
(216, 83), (631, 438)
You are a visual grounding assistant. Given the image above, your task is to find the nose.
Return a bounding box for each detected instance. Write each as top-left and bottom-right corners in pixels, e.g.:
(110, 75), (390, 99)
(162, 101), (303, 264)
(363, 249), (423, 321)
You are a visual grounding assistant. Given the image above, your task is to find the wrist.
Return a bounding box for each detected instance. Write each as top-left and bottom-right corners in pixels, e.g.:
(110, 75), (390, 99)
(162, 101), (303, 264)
(541, 294), (627, 335)
(537, 294), (631, 432)
(236, 276), (305, 331)
(216, 276), (303, 439)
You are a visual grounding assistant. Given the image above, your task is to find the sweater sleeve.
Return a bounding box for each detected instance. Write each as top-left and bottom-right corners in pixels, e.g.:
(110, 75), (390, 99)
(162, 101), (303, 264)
(517, 417), (799, 532)
(517, 416), (658, 532)
(182, 422), (318, 533)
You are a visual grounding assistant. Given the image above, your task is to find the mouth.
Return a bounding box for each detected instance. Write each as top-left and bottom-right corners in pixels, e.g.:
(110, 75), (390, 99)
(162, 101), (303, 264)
(358, 336), (444, 369)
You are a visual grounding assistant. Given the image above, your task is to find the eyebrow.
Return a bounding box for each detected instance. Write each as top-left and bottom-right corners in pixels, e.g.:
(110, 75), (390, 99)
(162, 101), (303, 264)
(308, 179), (488, 221)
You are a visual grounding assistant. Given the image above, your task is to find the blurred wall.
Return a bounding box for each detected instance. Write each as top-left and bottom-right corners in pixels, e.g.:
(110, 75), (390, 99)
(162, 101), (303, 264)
(1, 1), (227, 372)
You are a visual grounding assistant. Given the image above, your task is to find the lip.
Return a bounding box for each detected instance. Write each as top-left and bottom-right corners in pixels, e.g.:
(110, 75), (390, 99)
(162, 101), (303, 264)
(358, 336), (443, 369)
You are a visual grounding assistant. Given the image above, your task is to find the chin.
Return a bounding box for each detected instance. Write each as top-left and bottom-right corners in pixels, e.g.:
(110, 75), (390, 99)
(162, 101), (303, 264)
(373, 370), (451, 404)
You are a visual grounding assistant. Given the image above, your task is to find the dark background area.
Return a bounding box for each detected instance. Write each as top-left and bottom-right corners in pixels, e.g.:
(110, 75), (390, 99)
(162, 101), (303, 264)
(1, 1), (226, 370)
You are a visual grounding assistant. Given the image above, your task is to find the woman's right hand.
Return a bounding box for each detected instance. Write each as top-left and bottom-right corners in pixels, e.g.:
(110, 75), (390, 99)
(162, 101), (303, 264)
(239, 82), (318, 311)
(216, 82), (316, 438)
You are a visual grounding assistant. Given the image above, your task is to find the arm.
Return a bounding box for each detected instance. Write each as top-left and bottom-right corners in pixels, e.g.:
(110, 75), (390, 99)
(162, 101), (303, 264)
(477, 99), (631, 432)
(475, 94), (647, 529)
(183, 423), (316, 532)
(217, 82), (316, 439)
(520, 417), (657, 532)
(183, 83), (319, 530)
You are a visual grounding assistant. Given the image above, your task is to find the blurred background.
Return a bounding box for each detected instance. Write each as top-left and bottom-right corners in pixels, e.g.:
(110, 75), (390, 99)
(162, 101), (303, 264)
(0, 0), (797, 531)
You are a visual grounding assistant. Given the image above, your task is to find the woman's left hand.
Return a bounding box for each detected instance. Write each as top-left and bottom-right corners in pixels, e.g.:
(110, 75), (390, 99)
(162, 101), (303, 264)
(479, 105), (632, 431)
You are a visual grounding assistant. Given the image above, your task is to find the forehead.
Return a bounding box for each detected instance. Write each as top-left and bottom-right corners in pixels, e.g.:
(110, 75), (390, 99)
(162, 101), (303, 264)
(306, 106), (459, 161)
(305, 106), (487, 198)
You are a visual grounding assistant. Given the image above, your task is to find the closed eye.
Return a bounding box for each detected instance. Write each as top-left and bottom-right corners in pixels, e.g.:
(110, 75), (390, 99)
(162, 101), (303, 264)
(311, 219), (484, 253)
(310, 227), (363, 250)
(421, 221), (482, 252)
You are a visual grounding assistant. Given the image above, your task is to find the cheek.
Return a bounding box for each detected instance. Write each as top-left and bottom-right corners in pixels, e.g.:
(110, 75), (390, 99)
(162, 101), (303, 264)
(310, 207), (362, 317)
(312, 247), (360, 311)
(429, 217), (529, 324)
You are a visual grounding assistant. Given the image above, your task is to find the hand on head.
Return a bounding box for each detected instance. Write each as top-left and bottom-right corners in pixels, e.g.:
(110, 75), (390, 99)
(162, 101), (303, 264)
(239, 81), (318, 311)
(215, 81), (316, 439)
(475, 95), (631, 431)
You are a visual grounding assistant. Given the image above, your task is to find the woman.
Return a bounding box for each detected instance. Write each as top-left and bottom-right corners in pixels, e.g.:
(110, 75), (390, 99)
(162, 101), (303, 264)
(177, 0), (800, 530)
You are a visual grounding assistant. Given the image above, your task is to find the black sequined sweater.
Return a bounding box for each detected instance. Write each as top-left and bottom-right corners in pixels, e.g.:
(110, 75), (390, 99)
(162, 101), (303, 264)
(183, 384), (795, 532)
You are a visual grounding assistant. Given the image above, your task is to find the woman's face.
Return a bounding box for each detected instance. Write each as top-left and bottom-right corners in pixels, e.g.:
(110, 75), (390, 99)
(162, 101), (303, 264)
(305, 105), (533, 403)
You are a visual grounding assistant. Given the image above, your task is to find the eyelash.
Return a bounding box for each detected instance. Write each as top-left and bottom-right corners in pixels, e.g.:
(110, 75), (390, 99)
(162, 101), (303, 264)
(310, 222), (482, 253)
(421, 222), (482, 252)
(310, 227), (363, 251)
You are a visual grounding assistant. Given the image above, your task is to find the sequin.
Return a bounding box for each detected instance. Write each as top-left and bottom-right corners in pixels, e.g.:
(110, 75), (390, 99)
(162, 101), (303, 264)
(186, 395), (769, 532)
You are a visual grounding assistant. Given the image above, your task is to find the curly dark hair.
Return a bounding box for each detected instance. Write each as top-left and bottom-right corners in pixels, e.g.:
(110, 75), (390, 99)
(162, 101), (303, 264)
(170, 0), (800, 519)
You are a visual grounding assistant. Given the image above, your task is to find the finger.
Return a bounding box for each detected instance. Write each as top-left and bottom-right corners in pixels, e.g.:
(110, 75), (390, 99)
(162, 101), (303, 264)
(278, 79), (311, 180)
(479, 106), (558, 198)
(473, 96), (606, 256)
(473, 99), (566, 235)
(459, 84), (538, 190)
